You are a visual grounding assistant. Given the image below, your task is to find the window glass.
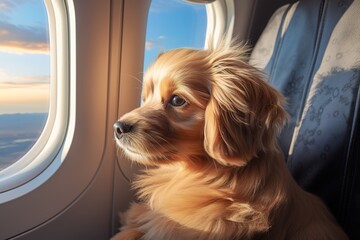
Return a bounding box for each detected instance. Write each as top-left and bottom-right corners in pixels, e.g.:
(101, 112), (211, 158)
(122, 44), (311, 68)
(0, 0), (50, 171)
(144, 0), (207, 72)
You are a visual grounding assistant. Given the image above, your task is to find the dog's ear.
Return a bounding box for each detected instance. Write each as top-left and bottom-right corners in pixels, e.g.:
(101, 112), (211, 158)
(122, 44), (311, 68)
(204, 43), (288, 167)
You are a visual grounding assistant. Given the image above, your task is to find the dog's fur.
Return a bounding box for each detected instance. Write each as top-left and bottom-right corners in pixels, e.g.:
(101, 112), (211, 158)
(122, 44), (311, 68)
(112, 41), (348, 240)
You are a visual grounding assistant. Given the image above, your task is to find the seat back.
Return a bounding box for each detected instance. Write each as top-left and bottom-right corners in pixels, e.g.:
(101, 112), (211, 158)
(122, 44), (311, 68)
(250, 0), (360, 238)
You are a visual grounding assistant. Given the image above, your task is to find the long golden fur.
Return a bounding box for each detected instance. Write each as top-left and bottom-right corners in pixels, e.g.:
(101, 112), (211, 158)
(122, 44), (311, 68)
(112, 41), (348, 240)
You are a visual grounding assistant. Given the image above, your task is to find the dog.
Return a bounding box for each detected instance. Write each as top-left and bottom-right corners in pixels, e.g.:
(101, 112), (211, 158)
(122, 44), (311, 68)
(112, 41), (348, 240)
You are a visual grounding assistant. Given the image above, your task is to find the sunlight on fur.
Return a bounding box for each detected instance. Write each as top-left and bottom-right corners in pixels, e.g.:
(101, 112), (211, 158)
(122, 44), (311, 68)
(112, 40), (348, 240)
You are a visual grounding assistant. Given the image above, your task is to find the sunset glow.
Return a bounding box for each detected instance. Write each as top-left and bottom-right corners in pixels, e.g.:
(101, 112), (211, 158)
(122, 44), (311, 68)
(0, 0), (50, 114)
(0, 82), (49, 114)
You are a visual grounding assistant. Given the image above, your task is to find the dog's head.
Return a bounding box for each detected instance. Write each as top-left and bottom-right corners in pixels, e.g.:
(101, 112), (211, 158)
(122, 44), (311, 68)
(114, 42), (287, 167)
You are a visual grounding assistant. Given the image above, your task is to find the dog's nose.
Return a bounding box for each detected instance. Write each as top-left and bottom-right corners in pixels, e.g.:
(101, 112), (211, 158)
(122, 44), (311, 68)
(113, 121), (133, 139)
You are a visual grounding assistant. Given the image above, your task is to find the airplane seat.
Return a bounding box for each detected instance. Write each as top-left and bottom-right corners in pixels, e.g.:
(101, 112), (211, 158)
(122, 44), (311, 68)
(249, 0), (360, 238)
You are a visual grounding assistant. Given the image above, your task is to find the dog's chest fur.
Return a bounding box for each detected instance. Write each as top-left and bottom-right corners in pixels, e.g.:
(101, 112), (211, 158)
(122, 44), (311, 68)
(132, 164), (268, 236)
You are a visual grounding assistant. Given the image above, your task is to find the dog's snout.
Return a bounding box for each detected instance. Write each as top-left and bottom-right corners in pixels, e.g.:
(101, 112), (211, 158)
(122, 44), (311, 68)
(113, 121), (133, 139)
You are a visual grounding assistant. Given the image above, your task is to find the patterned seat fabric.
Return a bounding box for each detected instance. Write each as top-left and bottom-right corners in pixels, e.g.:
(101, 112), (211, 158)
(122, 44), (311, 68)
(250, 0), (360, 238)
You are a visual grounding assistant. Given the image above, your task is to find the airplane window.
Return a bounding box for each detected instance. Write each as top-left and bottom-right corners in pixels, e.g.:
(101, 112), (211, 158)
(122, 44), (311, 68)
(0, 0), (70, 198)
(0, 0), (50, 172)
(144, 0), (207, 71)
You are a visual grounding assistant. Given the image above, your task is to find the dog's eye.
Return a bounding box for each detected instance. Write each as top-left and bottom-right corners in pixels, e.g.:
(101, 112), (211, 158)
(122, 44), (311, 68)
(170, 95), (186, 107)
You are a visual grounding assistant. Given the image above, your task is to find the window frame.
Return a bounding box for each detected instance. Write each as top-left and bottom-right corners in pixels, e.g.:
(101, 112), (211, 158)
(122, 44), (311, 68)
(205, 0), (235, 48)
(0, 0), (73, 202)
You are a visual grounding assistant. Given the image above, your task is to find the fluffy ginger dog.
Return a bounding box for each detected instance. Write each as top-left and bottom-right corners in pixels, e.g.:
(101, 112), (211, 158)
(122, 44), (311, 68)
(112, 41), (348, 240)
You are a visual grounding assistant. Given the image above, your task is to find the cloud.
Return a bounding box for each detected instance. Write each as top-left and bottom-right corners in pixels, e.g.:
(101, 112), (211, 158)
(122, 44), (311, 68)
(0, 21), (49, 54)
(145, 40), (154, 50)
(0, 0), (34, 12)
(0, 81), (49, 114)
(0, 69), (50, 113)
(0, 3), (8, 10)
(0, 68), (49, 85)
(0, 0), (35, 25)
(0, 1), (14, 11)
(0, 82), (49, 89)
(145, 35), (166, 51)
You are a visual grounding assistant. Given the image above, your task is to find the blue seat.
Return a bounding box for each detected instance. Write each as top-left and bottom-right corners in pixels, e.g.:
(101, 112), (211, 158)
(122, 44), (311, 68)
(250, 0), (360, 238)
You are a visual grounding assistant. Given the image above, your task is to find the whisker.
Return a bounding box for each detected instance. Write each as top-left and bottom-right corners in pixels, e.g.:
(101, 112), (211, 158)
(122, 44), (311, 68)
(128, 74), (144, 85)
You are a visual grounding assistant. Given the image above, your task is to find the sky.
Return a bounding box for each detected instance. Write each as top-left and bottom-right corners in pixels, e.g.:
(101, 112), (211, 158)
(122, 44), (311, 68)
(0, 0), (207, 115)
(0, 0), (50, 114)
(143, 0), (207, 72)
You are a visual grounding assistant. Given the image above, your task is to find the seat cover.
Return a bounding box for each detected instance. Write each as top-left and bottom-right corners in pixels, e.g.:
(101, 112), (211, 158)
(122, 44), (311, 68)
(250, 0), (360, 238)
